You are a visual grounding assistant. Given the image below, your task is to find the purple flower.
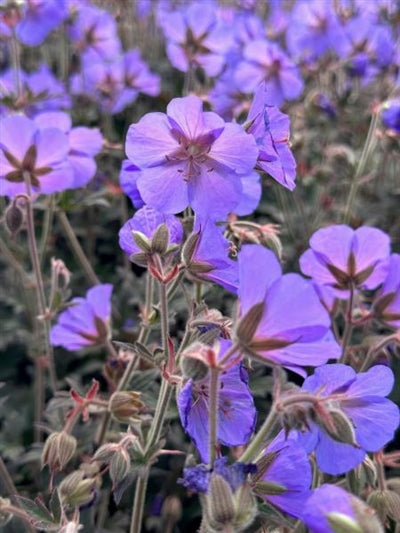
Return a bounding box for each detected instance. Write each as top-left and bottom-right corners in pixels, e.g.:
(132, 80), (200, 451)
(50, 284), (113, 351)
(16, 0), (68, 47)
(382, 99), (400, 134)
(286, 1), (346, 60)
(179, 457), (256, 494)
(177, 339), (257, 463)
(0, 114), (73, 196)
(118, 206), (183, 259)
(303, 485), (383, 533)
(299, 225), (391, 291)
(292, 364), (399, 475)
(0, 65), (70, 117)
(111, 49), (161, 114)
(125, 95), (258, 217)
(119, 160), (145, 209)
(70, 5), (121, 63)
(184, 217), (238, 294)
(234, 172), (261, 216)
(255, 434), (312, 519)
(33, 111), (103, 188)
(234, 40), (304, 105)
(246, 82), (296, 190)
(159, 2), (233, 76)
(237, 245), (340, 375)
(372, 254), (400, 329)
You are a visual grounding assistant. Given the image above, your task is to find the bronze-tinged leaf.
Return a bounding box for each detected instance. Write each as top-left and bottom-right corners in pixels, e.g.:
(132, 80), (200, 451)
(35, 166), (52, 176)
(326, 262), (351, 288)
(236, 302), (265, 346)
(354, 265), (375, 286)
(249, 336), (293, 352)
(372, 292), (396, 316)
(5, 169), (23, 183)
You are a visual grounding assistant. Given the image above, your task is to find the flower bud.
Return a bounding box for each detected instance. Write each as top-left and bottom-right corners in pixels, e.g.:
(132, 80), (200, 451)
(0, 498), (12, 528)
(161, 495), (182, 524)
(315, 407), (359, 447)
(5, 200), (24, 237)
(108, 391), (144, 423)
(326, 512), (363, 533)
(207, 474), (236, 529)
(350, 497), (384, 533)
(236, 302), (264, 347)
(59, 471), (97, 510)
(180, 352), (209, 381)
(41, 431), (77, 472)
(150, 223), (170, 255)
(367, 489), (400, 523)
(233, 483), (258, 531)
(181, 231), (200, 266)
(109, 448), (131, 488)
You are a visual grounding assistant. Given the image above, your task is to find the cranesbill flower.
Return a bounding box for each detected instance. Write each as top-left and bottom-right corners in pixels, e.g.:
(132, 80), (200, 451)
(286, 0), (346, 61)
(183, 217), (238, 293)
(303, 485), (384, 533)
(0, 65), (70, 117)
(125, 95), (258, 217)
(119, 206), (183, 259)
(0, 114), (73, 196)
(16, 0), (68, 47)
(50, 284), (113, 351)
(372, 254), (400, 329)
(119, 160), (144, 209)
(382, 99), (400, 134)
(299, 225), (391, 291)
(246, 82), (296, 190)
(236, 245), (340, 375)
(34, 111), (103, 188)
(69, 4), (121, 63)
(254, 434), (312, 519)
(177, 339), (257, 463)
(158, 2), (233, 76)
(293, 364), (399, 475)
(234, 40), (304, 105)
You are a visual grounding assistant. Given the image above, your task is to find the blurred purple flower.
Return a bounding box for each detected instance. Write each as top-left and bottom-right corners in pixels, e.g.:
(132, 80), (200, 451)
(119, 205), (183, 259)
(299, 225), (391, 291)
(256, 434), (312, 519)
(293, 364), (399, 475)
(382, 99), (400, 134)
(0, 114), (73, 196)
(119, 160), (145, 209)
(234, 172), (261, 216)
(50, 284), (113, 351)
(237, 245), (340, 375)
(286, 0), (346, 60)
(158, 2), (233, 76)
(125, 95), (258, 217)
(0, 65), (70, 117)
(234, 40), (304, 105)
(184, 217), (238, 293)
(111, 49), (161, 114)
(177, 339), (256, 463)
(372, 254), (400, 329)
(16, 0), (68, 47)
(303, 485), (382, 533)
(246, 82), (296, 190)
(34, 111), (102, 188)
(69, 5), (121, 63)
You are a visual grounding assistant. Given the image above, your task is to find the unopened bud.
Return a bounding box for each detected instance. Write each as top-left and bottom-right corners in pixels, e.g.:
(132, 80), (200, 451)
(207, 474), (235, 528)
(181, 231), (200, 265)
(151, 224), (170, 255)
(351, 497), (384, 533)
(108, 391), (144, 423)
(59, 470), (97, 510)
(132, 230), (152, 253)
(161, 495), (182, 524)
(109, 448), (131, 488)
(233, 483), (257, 530)
(180, 351), (209, 381)
(0, 498), (12, 527)
(5, 200), (24, 237)
(367, 489), (400, 523)
(326, 512), (363, 533)
(315, 407), (359, 447)
(41, 431), (77, 472)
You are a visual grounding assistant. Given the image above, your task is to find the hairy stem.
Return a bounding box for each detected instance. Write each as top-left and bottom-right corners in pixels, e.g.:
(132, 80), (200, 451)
(208, 367), (220, 466)
(239, 406), (279, 463)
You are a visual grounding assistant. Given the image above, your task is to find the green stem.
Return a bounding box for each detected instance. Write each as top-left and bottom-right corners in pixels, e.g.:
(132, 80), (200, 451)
(130, 471), (149, 533)
(339, 284), (355, 363)
(39, 195), (55, 267)
(208, 367), (220, 466)
(22, 175), (57, 394)
(57, 210), (100, 286)
(33, 358), (45, 443)
(343, 110), (379, 224)
(239, 406), (279, 463)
